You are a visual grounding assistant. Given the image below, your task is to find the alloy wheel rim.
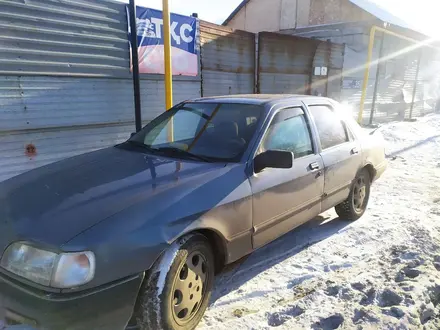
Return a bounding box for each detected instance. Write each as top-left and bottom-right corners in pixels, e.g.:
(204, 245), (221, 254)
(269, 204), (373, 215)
(353, 175), (367, 213)
(171, 251), (208, 325)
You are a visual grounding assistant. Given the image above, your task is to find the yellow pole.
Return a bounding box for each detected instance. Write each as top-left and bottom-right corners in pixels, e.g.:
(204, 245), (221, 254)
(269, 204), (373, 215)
(358, 26), (376, 124)
(163, 0), (174, 141)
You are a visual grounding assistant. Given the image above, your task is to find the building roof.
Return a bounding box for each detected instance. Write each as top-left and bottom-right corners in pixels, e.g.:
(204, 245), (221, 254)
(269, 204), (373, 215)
(223, 0), (436, 38)
(222, 0), (249, 26)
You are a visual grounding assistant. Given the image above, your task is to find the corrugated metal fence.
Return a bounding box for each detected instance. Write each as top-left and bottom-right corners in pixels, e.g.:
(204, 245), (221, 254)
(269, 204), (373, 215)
(257, 32), (344, 98)
(0, 2), (345, 182)
(0, 0), (200, 182)
(258, 32), (319, 94)
(200, 21), (255, 96)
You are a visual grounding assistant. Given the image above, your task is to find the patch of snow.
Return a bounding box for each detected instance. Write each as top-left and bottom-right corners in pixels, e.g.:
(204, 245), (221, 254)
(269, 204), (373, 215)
(200, 114), (440, 329)
(155, 234), (194, 308)
(155, 243), (179, 300)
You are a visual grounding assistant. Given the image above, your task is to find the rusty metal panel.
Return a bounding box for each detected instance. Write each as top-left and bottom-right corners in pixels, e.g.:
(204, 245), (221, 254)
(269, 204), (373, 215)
(200, 21), (255, 96)
(327, 43), (345, 100)
(313, 42), (329, 68)
(258, 32), (320, 94)
(310, 41), (330, 97)
(0, 124), (133, 183)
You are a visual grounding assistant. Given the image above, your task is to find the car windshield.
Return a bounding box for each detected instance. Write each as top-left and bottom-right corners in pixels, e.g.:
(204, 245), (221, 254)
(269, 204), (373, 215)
(126, 102), (263, 162)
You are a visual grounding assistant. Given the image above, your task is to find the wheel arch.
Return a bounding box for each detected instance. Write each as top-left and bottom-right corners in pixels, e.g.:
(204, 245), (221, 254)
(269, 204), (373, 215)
(362, 163), (376, 183)
(143, 227), (228, 277)
(183, 228), (227, 274)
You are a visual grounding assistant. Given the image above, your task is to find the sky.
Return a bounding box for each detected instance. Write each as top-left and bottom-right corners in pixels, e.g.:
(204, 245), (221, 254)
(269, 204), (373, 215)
(131, 0), (242, 24)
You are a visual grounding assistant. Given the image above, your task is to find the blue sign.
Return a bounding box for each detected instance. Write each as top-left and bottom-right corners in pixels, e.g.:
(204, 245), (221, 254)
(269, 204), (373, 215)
(127, 6), (198, 76)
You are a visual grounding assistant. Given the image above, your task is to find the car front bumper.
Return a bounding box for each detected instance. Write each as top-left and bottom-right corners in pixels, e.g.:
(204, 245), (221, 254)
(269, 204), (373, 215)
(0, 272), (143, 330)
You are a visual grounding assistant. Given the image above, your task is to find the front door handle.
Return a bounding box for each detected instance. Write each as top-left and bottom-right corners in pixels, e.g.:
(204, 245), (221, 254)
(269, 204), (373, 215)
(309, 162), (320, 171)
(351, 147), (360, 155)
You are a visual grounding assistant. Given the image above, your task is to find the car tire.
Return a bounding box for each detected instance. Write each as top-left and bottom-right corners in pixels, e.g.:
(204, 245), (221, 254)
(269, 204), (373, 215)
(134, 233), (215, 330)
(335, 168), (371, 221)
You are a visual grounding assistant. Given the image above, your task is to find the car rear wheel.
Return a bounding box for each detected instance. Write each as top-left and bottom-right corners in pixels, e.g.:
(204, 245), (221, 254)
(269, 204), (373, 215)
(335, 168), (371, 221)
(134, 233), (214, 330)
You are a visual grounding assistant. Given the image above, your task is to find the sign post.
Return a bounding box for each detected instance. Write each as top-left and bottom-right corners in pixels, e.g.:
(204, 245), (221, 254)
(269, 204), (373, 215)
(128, 0), (142, 132)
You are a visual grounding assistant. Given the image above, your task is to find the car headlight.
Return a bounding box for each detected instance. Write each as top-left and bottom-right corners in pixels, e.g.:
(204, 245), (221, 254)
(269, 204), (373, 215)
(0, 242), (95, 289)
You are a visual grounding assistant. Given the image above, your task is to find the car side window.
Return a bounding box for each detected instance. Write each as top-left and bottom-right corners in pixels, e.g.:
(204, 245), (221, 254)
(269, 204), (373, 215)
(260, 108), (314, 159)
(309, 105), (349, 150)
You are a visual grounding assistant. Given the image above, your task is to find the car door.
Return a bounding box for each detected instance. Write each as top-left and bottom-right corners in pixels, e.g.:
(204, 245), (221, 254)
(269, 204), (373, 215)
(249, 106), (324, 249)
(307, 103), (362, 211)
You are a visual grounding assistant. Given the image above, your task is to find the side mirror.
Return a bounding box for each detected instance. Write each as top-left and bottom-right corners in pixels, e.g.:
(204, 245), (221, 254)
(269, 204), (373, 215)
(254, 150), (293, 173)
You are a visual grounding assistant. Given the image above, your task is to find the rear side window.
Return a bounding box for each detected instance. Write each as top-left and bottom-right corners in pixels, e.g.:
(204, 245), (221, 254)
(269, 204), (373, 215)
(309, 105), (349, 150)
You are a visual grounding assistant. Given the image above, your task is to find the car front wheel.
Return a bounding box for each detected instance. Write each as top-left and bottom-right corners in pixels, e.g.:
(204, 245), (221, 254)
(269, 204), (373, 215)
(134, 233), (215, 330)
(335, 168), (371, 221)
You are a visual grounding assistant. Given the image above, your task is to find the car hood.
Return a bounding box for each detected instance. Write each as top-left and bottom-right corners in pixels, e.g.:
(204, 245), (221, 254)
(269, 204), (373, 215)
(0, 146), (225, 249)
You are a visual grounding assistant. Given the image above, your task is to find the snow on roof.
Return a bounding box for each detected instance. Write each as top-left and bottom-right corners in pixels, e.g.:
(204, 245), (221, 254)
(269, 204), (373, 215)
(349, 0), (437, 38)
(222, 0), (249, 26)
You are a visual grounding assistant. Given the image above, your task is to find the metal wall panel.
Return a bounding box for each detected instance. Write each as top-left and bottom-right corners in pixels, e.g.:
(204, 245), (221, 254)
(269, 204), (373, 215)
(308, 40), (344, 99)
(0, 124), (133, 183)
(330, 42), (345, 70)
(327, 43), (345, 100)
(0, 0), (129, 77)
(200, 21), (255, 96)
(259, 73), (309, 94)
(202, 71), (254, 96)
(0, 0), (201, 182)
(0, 76), (200, 133)
(258, 32), (320, 94)
(310, 41), (330, 97)
(0, 76), (135, 132)
(0, 76), (200, 182)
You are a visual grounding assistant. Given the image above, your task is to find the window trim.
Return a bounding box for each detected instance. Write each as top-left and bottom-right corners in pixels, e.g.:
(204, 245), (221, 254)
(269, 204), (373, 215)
(252, 106), (316, 161)
(307, 104), (352, 151)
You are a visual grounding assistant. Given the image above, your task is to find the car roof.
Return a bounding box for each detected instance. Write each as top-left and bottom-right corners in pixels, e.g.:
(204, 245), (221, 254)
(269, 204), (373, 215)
(189, 94), (330, 106)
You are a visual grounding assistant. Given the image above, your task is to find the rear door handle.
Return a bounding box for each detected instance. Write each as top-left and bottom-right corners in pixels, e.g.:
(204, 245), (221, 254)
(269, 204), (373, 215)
(351, 147), (359, 155)
(309, 162), (320, 171)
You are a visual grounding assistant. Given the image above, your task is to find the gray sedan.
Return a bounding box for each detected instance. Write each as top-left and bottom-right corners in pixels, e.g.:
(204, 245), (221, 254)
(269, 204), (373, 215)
(0, 95), (387, 330)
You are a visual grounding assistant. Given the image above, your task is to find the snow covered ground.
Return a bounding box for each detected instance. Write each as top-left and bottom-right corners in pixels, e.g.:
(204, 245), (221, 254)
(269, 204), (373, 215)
(201, 114), (440, 330)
